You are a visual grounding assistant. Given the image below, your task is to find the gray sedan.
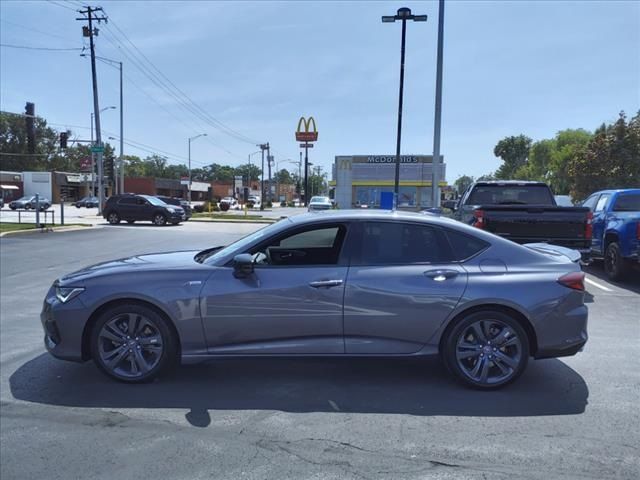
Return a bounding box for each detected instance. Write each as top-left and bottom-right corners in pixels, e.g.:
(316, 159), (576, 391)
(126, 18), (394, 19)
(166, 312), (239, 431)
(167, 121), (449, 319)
(41, 210), (588, 389)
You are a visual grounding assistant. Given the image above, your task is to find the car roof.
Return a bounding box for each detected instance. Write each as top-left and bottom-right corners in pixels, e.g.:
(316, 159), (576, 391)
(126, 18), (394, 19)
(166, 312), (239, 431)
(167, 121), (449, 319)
(590, 188), (640, 195)
(473, 180), (548, 186)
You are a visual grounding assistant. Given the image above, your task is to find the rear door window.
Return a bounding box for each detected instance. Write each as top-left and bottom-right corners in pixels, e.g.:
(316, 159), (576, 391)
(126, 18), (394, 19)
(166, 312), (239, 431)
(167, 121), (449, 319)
(444, 229), (490, 261)
(354, 222), (452, 265)
(594, 194), (610, 213)
(117, 197), (138, 205)
(612, 193), (640, 212)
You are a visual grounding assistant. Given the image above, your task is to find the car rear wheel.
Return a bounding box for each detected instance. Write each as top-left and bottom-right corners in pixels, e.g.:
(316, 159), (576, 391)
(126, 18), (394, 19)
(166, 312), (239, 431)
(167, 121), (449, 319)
(443, 310), (529, 390)
(153, 213), (167, 226)
(90, 304), (177, 383)
(127, 220), (135, 224)
(604, 242), (629, 281)
(107, 212), (121, 224)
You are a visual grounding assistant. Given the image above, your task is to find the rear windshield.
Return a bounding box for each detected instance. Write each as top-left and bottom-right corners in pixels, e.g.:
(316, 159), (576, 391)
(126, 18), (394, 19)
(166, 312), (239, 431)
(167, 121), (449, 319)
(467, 184), (554, 205)
(612, 193), (640, 212)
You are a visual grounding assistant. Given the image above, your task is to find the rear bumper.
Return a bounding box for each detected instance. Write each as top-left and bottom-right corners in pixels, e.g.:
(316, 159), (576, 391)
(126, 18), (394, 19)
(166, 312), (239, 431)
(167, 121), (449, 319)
(535, 334), (588, 359)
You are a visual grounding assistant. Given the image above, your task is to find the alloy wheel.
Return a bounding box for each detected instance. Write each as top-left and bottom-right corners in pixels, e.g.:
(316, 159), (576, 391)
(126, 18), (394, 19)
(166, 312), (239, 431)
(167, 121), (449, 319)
(605, 245), (618, 276)
(455, 319), (523, 385)
(108, 213), (120, 224)
(97, 313), (164, 379)
(154, 214), (167, 226)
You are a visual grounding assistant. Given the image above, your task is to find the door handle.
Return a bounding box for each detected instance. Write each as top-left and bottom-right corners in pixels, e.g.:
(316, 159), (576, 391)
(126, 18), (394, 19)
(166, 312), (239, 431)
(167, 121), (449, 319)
(309, 279), (343, 288)
(424, 270), (458, 282)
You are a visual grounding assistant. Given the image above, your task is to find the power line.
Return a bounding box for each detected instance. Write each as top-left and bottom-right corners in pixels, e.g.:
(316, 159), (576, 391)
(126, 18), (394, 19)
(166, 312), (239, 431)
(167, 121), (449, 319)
(0, 43), (84, 51)
(100, 14), (263, 145)
(0, 19), (72, 42)
(46, 0), (80, 12)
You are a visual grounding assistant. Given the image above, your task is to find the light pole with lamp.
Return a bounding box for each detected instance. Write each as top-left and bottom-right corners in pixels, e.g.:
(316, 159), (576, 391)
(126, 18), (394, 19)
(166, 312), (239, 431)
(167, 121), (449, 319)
(188, 133), (207, 205)
(91, 105), (115, 203)
(83, 54), (124, 194)
(382, 7), (427, 209)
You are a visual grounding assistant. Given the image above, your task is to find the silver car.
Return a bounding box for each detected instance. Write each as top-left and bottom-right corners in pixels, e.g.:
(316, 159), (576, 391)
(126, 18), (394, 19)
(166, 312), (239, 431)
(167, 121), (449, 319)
(41, 210), (588, 389)
(308, 196), (332, 212)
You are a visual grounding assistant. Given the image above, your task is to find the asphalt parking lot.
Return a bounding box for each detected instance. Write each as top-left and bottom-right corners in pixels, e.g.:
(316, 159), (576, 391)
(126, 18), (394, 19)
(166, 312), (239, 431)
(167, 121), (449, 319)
(1, 221), (638, 480)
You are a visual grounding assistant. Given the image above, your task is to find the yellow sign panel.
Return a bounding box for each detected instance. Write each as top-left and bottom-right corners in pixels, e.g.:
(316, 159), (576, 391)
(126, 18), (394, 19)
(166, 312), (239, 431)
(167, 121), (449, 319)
(296, 116), (318, 142)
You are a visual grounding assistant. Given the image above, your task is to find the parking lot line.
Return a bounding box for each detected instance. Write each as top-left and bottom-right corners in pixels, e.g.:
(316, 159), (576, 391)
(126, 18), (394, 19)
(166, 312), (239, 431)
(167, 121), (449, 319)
(585, 277), (613, 292)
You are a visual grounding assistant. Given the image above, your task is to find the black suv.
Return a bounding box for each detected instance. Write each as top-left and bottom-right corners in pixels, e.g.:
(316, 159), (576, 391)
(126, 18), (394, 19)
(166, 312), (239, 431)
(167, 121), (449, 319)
(103, 194), (185, 226)
(156, 196), (192, 220)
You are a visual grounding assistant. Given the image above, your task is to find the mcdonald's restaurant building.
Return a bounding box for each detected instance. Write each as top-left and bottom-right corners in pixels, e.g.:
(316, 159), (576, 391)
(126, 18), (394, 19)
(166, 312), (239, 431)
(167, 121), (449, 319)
(330, 155), (447, 209)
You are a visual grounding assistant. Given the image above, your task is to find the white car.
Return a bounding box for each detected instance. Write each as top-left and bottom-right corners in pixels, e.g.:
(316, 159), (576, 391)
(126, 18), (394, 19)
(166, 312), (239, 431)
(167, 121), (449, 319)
(247, 195), (261, 208)
(220, 197), (239, 209)
(308, 196), (332, 212)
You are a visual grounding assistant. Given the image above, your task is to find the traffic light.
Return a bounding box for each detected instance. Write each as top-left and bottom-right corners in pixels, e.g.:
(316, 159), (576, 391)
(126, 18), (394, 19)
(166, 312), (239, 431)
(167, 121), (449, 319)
(59, 131), (68, 149)
(104, 155), (114, 181)
(25, 102), (35, 153)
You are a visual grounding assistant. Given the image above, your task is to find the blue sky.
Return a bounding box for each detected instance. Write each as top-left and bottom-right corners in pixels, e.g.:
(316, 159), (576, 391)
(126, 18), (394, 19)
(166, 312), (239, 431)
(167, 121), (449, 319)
(1, 0), (638, 182)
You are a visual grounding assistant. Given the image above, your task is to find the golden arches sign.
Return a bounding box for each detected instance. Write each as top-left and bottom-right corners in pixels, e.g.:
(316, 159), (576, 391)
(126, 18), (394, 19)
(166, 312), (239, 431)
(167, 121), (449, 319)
(295, 116), (318, 142)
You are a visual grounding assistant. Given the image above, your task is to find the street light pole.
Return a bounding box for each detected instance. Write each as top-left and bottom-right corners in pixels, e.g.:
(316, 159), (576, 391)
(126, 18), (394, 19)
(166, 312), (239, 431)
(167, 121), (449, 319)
(258, 143), (269, 211)
(431, 0), (445, 208)
(382, 7), (427, 209)
(188, 133), (207, 205)
(118, 61), (124, 195)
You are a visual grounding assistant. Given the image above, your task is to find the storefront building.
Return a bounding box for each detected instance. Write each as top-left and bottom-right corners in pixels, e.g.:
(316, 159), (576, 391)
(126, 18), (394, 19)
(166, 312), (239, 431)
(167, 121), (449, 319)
(0, 171), (23, 202)
(331, 155), (447, 209)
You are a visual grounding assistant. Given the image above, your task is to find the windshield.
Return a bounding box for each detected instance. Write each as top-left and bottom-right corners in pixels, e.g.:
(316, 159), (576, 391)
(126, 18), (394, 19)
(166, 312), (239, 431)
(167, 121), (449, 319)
(141, 195), (168, 206)
(613, 193), (640, 212)
(311, 196), (329, 203)
(467, 185), (554, 205)
(198, 220), (289, 264)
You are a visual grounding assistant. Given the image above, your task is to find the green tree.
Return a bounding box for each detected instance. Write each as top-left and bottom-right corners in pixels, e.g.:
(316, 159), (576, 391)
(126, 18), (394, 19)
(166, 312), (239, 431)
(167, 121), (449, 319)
(0, 111), (59, 171)
(493, 135), (532, 179)
(234, 164), (261, 182)
(273, 168), (294, 184)
(453, 175), (474, 195)
(568, 112), (640, 200)
(547, 129), (592, 194)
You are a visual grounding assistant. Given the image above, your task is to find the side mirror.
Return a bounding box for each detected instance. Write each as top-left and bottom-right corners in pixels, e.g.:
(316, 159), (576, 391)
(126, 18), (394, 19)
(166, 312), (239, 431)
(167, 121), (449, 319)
(233, 254), (254, 278)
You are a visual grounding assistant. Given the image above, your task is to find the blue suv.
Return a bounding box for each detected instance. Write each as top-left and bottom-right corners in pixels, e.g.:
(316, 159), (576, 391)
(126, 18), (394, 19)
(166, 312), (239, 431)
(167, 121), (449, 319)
(581, 189), (640, 280)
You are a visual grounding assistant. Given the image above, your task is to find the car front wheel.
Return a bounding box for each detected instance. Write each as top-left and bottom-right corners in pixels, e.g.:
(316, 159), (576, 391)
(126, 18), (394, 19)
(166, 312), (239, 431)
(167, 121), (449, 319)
(90, 303), (177, 383)
(107, 212), (121, 224)
(153, 213), (167, 226)
(442, 310), (529, 390)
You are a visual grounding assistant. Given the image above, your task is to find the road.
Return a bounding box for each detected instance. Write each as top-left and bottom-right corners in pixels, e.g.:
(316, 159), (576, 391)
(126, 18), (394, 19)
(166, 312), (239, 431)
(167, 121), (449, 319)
(1, 222), (638, 480)
(0, 204), (305, 225)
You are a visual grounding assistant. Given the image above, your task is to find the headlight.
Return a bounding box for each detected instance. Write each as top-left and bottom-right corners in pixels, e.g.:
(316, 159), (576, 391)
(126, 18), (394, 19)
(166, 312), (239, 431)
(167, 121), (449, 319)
(165, 207), (176, 212)
(55, 286), (85, 303)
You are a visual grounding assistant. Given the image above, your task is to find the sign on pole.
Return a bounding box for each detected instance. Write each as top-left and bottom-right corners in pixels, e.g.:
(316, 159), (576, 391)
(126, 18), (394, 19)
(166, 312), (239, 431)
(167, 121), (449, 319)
(299, 143), (314, 148)
(91, 145), (104, 153)
(295, 117), (318, 142)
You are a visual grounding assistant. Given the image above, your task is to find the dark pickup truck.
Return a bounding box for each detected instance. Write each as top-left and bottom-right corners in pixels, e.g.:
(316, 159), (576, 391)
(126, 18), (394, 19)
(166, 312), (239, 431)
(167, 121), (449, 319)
(453, 181), (592, 260)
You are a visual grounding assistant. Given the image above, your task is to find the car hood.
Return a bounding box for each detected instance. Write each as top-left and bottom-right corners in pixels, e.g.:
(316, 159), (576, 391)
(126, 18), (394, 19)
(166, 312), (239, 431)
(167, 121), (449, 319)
(60, 250), (205, 284)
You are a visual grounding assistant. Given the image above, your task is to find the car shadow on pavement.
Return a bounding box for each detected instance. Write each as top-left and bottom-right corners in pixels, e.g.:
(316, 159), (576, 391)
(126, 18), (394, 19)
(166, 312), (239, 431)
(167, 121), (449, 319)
(10, 354), (588, 427)
(583, 263), (640, 294)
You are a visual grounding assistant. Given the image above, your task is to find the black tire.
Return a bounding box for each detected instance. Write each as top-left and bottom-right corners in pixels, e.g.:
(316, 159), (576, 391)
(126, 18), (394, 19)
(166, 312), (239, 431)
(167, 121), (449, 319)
(76, 204), (82, 209)
(106, 211), (121, 225)
(127, 220), (135, 224)
(442, 310), (529, 390)
(90, 303), (177, 383)
(153, 213), (167, 226)
(604, 242), (630, 281)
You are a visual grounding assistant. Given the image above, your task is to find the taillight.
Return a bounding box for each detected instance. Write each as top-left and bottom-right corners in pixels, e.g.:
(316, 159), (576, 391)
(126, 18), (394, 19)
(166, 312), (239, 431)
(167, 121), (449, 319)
(558, 272), (585, 291)
(473, 209), (485, 229)
(584, 211), (593, 239)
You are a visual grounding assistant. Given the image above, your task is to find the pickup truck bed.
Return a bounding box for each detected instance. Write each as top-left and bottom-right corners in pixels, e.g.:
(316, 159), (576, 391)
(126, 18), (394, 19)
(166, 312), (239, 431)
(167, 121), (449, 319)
(474, 205), (592, 250)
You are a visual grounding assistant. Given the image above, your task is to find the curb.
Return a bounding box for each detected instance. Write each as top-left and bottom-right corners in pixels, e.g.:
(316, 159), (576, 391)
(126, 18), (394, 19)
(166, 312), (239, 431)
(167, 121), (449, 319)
(0, 225), (96, 238)
(189, 218), (276, 224)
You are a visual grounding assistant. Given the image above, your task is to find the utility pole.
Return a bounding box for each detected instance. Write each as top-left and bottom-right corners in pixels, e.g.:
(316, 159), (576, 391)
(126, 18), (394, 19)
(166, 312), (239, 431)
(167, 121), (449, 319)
(118, 60), (124, 195)
(431, 0), (445, 208)
(267, 154), (273, 203)
(188, 133), (207, 205)
(90, 112), (94, 196)
(258, 143), (269, 210)
(77, 6), (108, 213)
(303, 145), (309, 206)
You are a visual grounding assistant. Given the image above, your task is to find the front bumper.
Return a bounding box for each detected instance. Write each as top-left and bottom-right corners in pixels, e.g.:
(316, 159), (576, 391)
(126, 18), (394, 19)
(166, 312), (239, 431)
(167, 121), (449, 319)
(40, 287), (89, 363)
